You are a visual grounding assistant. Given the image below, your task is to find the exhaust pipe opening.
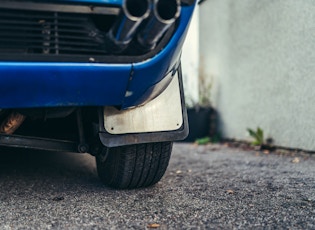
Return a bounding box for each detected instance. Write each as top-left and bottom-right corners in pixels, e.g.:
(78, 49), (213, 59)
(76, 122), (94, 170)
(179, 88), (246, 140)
(136, 0), (181, 51)
(106, 0), (150, 53)
(156, 0), (180, 21)
(126, 0), (150, 18)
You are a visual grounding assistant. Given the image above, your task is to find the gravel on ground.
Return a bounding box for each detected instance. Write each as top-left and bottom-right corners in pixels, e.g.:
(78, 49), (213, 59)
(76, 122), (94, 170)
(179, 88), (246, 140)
(0, 143), (314, 229)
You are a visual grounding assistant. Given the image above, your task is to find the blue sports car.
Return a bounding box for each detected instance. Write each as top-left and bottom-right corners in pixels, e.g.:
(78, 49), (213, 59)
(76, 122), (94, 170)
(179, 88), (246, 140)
(0, 0), (196, 188)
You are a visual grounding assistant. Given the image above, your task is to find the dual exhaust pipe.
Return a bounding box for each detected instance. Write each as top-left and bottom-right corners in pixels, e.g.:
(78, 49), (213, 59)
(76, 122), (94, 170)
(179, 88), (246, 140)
(106, 0), (181, 53)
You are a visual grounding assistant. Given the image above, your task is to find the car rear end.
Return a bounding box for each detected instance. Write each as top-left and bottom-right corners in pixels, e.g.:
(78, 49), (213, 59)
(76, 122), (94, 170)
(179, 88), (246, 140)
(0, 0), (197, 189)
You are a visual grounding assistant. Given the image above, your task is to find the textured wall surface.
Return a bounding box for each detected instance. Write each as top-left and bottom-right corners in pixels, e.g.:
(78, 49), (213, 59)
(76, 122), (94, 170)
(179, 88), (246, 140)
(182, 6), (199, 107)
(200, 0), (315, 150)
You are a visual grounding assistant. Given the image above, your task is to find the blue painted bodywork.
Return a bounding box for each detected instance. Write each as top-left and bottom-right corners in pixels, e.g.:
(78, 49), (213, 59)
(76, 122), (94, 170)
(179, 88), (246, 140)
(0, 1), (196, 109)
(0, 63), (131, 108)
(56, 0), (123, 5)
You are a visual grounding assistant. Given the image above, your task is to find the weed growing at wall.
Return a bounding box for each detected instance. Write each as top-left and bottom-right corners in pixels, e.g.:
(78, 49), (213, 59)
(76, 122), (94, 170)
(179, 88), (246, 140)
(247, 127), (264, 146)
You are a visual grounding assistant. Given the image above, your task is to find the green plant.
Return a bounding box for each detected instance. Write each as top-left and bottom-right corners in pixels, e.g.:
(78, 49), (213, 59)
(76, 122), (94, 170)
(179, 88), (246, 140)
(247, 127), (264, 146)
(195, 136), (211, 145)
(194, 133), (221, 145)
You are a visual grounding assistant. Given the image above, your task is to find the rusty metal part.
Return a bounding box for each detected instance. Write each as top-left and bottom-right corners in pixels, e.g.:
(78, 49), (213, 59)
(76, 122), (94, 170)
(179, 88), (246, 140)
(0, 112), (26, 134)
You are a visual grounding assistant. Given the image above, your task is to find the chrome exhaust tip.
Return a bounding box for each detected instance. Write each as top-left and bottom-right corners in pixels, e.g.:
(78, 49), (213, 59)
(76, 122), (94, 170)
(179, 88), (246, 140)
(136, 0), (181, 51)
(106, 0), (150, 53)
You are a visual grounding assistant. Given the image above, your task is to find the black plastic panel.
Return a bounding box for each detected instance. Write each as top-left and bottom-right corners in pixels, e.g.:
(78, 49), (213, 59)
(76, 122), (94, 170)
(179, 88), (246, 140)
(0, 2), (175, 63)
(0, 8), (115, 56)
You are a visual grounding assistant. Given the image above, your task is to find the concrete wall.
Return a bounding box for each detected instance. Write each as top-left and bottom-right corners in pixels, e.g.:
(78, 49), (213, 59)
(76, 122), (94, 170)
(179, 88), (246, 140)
(200, 0), (315, 150)
(182, 6), (199, 107)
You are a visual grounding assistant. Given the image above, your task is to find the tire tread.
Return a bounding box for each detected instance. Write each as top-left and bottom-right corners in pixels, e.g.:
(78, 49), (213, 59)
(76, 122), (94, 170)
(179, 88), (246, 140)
(96, 142), (172, 189)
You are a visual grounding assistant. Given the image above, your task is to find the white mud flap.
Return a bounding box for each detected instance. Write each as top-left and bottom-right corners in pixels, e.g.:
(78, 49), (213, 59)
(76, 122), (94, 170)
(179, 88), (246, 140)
(104, 72), (183, 134)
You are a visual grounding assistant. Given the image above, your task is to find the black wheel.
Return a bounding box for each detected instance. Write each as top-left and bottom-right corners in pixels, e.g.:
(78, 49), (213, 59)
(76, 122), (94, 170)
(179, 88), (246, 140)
(96, 142), (173, 189)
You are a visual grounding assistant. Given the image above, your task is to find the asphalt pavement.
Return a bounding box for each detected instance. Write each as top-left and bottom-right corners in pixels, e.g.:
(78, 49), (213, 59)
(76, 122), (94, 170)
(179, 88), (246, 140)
(0, 143), (314, 229)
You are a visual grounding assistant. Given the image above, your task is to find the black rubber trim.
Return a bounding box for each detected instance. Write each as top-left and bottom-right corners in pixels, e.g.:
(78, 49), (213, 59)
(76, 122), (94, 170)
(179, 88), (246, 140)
(98, 64), (188, 147)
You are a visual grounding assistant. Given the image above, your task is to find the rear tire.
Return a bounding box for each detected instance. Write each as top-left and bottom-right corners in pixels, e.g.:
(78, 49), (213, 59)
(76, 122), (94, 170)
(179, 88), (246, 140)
(96, 142), (172, 189)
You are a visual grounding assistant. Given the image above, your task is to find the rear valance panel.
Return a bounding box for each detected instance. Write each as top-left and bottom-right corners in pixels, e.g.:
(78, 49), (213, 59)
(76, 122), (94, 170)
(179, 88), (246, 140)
(0, 63), (131, 108)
